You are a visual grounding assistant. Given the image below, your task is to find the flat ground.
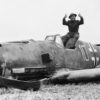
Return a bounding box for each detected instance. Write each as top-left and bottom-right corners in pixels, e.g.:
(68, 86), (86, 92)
(0, 82), (100, 100)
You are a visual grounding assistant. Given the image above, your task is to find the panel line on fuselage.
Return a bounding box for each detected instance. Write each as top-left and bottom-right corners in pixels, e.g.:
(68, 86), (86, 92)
(79, 45), (89, 61)
(88, 43), (97, 66)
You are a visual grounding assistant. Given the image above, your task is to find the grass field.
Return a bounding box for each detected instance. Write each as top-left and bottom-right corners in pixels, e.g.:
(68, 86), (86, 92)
(0, 82), (100, 100)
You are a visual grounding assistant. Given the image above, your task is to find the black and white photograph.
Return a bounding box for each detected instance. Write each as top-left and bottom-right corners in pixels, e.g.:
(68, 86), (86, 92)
(0, 0), (100, 100)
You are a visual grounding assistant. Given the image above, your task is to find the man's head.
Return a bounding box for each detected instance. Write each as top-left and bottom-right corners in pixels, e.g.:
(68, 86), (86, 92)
(69, 13), (77, 20)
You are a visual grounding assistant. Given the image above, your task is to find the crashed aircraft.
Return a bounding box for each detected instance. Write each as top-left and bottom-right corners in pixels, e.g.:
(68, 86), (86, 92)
(0, 34), (100, 90)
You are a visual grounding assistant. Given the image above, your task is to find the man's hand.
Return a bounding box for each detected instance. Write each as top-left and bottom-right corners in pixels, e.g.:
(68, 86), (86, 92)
(64, 14), (67, 18)
(78, 13), (83, 17)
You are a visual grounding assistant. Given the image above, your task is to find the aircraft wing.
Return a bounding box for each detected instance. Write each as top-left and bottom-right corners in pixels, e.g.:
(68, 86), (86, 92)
(41, 66), (100, 85)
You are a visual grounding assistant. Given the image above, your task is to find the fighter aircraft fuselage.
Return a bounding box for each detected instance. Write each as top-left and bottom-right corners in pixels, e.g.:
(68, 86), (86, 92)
(0, 35), (100, 81)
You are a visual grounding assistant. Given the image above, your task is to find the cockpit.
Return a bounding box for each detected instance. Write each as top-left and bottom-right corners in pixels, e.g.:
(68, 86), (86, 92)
(45, 34), (82, 49)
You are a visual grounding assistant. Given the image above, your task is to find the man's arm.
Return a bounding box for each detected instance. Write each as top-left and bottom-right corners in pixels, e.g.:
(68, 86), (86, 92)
(62, 14), (68, 25)
(78, 14), (84, 25)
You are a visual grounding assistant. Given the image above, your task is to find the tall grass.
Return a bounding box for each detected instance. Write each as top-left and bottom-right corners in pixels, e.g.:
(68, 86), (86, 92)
(0, 83), (100, 100)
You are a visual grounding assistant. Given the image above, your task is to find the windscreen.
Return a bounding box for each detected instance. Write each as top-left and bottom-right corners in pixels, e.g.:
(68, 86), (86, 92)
(45, 34), (64, 48)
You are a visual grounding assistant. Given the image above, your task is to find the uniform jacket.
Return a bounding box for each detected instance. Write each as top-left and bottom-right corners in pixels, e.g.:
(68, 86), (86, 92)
(63, 16), (84, 33)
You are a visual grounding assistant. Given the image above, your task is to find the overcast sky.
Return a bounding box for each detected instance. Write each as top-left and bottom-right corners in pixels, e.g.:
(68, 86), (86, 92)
(0, 0), (100, 43)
